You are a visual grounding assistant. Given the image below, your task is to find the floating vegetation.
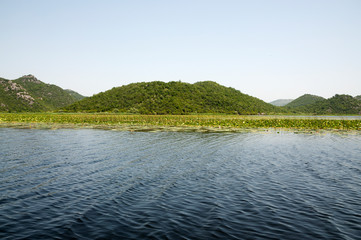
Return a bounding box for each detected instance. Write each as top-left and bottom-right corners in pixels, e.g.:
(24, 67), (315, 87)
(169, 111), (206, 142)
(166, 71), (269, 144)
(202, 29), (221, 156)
(0, 113), (361, 133)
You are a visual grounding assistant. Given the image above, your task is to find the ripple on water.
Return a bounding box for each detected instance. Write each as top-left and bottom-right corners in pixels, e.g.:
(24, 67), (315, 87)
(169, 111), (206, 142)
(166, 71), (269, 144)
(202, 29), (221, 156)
(1, 128), (361, 239)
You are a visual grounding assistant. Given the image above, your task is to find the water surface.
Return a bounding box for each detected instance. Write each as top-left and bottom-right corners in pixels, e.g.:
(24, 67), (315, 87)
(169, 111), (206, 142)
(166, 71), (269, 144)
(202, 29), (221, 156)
(1, 129), (361, 239)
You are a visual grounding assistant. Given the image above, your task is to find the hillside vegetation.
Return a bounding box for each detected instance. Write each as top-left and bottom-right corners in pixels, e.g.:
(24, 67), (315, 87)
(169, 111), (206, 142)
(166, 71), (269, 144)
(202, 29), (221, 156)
(285, 94), (361, 115)
(65, 89), (86, 101)
(286, 94), (325, 108)
(2, 76), (360, 115)
(64, 81), (279, 114)
(303, 94), (361, 114)
(269, 99), (293, 106)
(0, 75), (84, 112)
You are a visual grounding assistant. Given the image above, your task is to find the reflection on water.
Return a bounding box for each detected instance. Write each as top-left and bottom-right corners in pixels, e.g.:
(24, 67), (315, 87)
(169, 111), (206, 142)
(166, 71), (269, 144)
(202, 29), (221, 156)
(1, 128), (361, 239)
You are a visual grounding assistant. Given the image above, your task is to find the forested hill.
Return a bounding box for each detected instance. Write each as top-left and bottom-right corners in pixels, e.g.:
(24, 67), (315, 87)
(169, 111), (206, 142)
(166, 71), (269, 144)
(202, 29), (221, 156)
(0, 75), (84, 112)
(285, 94), (325, 108)
(65, 89), (86, 101)
(301, 94), (361, 114)
(64, 81), (279, 114)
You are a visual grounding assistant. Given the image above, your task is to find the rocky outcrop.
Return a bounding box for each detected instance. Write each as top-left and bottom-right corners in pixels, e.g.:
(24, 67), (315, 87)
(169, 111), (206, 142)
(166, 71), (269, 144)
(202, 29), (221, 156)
(19, 74), (42, 84)
(16, 91), (35, 105)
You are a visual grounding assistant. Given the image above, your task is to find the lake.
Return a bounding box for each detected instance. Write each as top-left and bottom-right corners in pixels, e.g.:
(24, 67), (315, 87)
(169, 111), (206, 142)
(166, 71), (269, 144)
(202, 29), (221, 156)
(1, 128), (361, 239)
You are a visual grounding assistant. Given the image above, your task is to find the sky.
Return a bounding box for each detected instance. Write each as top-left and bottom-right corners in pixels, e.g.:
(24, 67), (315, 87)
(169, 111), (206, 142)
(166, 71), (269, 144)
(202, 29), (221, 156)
(1, 0), (361, 102)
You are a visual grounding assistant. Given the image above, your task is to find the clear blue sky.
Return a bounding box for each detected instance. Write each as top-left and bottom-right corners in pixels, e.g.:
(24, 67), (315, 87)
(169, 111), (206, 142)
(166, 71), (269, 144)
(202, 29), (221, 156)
(1, 0), (361, 102)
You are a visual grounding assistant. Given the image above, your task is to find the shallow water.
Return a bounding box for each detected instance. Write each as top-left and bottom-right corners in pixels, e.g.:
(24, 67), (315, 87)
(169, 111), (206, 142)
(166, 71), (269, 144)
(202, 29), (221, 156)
(1, 128), (361, 239)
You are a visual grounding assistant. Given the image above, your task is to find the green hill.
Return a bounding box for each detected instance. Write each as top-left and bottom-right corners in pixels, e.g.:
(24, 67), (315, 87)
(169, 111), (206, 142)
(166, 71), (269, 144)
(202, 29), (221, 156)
(304, 94), (361, 115)
(286, 94), (325, 108)
(65, 89), (86, 101)
(269, 99), (293, 106)
(64, 81), (279, 114)
(355, 95), (361, 101)
(0, 75), (83, 112)
(284, 94), (361, 114)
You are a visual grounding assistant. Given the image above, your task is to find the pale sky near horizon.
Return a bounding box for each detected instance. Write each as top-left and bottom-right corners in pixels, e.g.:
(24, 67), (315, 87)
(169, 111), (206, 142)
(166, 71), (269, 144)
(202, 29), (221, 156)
(1, 0), (361, 102)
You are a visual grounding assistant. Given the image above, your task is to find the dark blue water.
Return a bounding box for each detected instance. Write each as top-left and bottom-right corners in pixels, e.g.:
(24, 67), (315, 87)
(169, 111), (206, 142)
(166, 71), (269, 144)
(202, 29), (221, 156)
(1, 128), (361, 239)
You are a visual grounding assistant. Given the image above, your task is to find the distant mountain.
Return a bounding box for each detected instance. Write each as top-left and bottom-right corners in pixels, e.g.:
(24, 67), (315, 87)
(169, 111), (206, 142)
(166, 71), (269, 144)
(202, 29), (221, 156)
(0, 75), (83, 112)
(269, 99), (293, 106)
(286, 94), (325, 108)
(65, 89), (85, 101)
(64, 81), (279, 114)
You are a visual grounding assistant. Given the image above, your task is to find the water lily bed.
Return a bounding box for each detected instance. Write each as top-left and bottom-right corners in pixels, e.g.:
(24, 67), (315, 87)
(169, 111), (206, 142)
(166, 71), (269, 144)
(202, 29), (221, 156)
(1, 113), (361, 132)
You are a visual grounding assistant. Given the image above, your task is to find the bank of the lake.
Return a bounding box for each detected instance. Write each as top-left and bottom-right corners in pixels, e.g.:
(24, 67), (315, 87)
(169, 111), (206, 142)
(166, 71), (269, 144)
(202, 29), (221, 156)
(1, 113), (361, 132)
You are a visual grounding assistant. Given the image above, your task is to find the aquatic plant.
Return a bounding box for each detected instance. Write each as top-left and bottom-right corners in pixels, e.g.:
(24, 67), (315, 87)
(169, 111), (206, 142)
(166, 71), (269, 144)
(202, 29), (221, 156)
(1, 113), (361, 131)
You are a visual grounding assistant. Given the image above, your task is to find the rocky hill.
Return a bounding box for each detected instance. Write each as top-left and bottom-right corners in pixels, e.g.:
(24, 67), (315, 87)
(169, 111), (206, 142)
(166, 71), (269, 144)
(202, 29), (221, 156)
(64, 81), (279, 114)
(0, 75), (84, 112)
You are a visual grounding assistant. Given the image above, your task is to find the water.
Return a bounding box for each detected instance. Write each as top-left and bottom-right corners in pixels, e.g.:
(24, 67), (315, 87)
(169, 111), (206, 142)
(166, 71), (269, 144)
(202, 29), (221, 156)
(1, 128), (361, 240)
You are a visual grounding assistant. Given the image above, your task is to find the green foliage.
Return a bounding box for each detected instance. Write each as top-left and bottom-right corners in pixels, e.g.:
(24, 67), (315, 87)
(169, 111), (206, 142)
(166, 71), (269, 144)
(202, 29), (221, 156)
(3, 76), (360, 115)
(286, 94), (325, 108)
(303, 94), (361, 115)
(269, 99), (293, 106)
(1, 113), (361, 131)
(65, 89), (85, 101)
(0, 75), (83, 112)
(64, 81), (280, 114)
(282, 94), (361, 115)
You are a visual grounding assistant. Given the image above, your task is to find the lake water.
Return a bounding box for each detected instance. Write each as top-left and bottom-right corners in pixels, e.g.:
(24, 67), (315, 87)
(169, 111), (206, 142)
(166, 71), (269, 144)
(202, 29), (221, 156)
(1, 128), (361, 239)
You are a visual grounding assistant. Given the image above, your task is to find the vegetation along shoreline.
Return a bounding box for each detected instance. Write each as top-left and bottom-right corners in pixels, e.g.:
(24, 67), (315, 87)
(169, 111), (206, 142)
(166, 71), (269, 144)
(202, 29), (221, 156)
(1, 75), (361, 133)
(1, 113), (360, 133)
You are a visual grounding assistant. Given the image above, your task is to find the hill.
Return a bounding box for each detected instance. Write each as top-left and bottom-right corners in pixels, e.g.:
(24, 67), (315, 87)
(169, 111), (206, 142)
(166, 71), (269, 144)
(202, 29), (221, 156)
(269, 99), (293, 106)
(0, 75), (83, 112)
(286, 94), (325, 108)
(64, 81), (279, 114)
(65, 89), (86, 101)
(355, 95), (361, 101)
(303, 94), (361, 115)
